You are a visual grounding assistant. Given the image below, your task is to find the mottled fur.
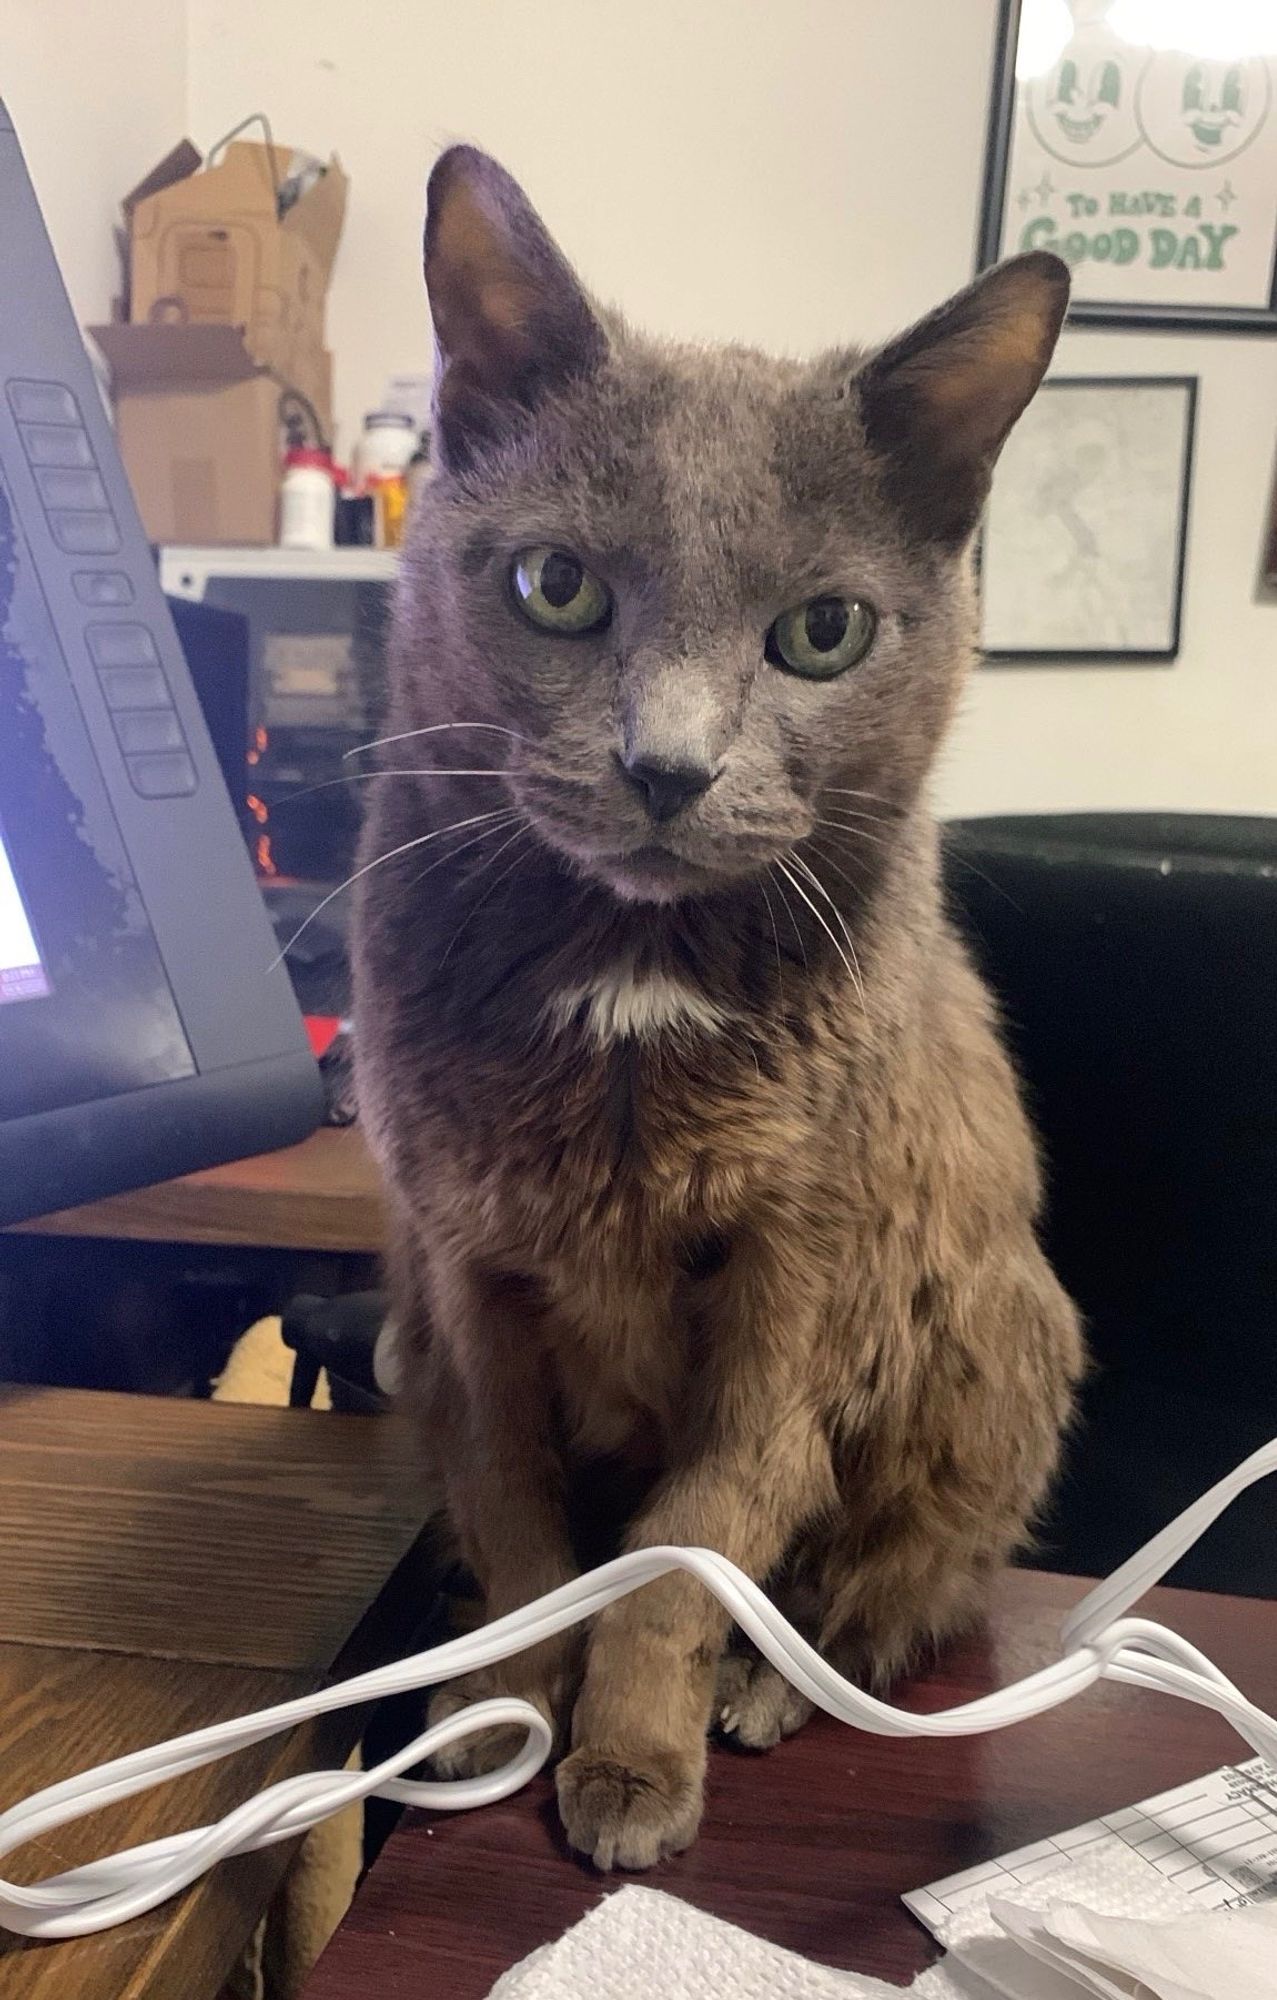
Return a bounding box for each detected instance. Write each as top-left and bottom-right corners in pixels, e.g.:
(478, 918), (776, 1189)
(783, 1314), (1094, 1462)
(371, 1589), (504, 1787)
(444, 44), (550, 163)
(353, 147), (1083, 1870)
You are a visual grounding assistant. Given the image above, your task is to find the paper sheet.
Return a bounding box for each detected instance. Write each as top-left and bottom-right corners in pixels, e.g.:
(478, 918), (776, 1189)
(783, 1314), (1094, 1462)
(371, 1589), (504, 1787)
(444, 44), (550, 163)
(906, 1758), (1277, 1939)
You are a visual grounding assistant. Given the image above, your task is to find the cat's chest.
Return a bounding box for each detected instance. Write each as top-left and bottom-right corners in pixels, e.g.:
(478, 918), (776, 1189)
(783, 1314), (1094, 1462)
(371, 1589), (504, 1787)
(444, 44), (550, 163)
(545, 966), (734, 1047)
(425, 964), (791, 1253)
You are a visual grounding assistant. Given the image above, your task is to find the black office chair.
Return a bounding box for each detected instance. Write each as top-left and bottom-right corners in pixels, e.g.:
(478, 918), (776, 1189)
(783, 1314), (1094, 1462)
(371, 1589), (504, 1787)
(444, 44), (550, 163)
(944, 813), (1277, 1597)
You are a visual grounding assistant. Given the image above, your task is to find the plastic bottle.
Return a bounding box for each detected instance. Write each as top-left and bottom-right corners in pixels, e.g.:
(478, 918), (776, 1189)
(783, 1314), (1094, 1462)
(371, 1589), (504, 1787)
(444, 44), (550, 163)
(354, 412), (416, 551)
(354, 411), (417, 486)
(406, 430), (432, 511)
(279, 447), (336, 550)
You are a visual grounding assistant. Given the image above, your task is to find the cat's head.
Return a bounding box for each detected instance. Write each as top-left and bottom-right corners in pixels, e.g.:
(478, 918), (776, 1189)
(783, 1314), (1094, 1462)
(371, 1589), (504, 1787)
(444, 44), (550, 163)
(397, 146), (1067, 905)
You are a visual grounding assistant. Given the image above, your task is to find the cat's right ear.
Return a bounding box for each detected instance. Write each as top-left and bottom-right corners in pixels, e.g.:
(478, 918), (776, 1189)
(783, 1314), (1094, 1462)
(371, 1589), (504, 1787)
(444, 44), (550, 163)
(424, 146), (607, 471)
(856, 251), (1069, 546)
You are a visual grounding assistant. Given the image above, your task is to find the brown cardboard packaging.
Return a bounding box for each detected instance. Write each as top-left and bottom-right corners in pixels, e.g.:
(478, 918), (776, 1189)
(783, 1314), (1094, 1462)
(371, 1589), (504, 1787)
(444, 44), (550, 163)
(124, 139), (346, 433)
(92, 137), (346, 547)
(90, 324), (282, 545)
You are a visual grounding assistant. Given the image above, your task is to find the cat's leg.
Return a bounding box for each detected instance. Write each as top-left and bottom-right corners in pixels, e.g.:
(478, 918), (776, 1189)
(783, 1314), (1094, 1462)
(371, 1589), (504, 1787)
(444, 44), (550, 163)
(816, 1243), (1082, 1689)
(714, 1562), (823, 1749)
(556, 1238), (835, 1868)
(409, 1258), (582, 1778)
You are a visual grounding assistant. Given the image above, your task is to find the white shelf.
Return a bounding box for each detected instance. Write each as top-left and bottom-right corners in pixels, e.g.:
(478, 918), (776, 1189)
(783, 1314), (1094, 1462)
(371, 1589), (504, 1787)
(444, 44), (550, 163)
(159, 544), (398, 600)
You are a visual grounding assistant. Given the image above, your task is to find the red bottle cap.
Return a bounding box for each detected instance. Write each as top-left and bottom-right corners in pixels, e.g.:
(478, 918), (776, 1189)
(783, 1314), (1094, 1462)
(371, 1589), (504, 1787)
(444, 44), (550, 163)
(283, 447), (335, 474)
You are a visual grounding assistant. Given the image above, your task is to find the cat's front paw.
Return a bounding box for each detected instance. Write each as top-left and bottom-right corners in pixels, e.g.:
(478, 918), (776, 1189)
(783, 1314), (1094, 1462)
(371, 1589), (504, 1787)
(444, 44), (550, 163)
(556, 1741), (705, 1870)
(427, 1669), (568, 1780)
(715, 1652), (814, 1750)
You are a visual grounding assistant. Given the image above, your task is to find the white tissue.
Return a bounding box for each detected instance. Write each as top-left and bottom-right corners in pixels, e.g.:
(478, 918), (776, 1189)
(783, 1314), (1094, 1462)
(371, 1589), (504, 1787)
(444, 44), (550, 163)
(993, 1898), (1277, 1999)
(916, 1838), (1277, 2000)
(486, 1885), (903, 1998)
(486, 1869), (1277, 2000)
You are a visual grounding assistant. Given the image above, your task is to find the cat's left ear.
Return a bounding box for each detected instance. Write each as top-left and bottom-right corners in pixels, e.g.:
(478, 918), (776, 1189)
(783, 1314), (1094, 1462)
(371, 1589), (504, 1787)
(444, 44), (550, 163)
(424, 145), (607, 470)
(856, 251), (1069, 545)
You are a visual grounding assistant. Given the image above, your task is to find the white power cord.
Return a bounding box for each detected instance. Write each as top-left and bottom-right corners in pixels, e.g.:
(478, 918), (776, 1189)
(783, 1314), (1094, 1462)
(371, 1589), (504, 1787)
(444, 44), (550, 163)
(1, 1437), (1274, 1940)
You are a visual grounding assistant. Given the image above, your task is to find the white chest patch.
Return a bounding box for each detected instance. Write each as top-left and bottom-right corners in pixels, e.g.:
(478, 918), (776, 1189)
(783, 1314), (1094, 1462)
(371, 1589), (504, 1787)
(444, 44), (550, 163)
(547, 968), (729, 1047)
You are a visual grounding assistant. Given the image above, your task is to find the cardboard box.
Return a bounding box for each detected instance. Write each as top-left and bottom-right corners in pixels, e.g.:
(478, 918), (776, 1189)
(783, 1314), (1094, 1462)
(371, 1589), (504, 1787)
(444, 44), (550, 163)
(91, 323), (282, 545)
(124, 138), (346, 435)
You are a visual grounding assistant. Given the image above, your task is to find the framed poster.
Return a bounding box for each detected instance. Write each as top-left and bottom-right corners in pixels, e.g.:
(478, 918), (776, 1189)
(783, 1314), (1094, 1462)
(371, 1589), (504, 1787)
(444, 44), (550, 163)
(981, 0), (1277, 330)
(980, 377), (1197, 661)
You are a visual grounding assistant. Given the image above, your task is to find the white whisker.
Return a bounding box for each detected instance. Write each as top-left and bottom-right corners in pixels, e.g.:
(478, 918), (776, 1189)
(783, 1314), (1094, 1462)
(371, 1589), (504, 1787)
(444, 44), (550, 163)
(344, 722), (527, 760)
(406, 810), (524, 891)
(278, 769), (513, 808)
(352, 768), (509, 778)
(789, 851), (867, 1015)
(805, 837), (864, 897)
(822, 786), (900, 808)
(758, 874), (785, 1003)
(438, 822), (533, 968)
(725, 1024), (763, 1087)
(815, 815), (890, 848)
(267, 808), (514, 970)
(768, 861), (807, 973)
(942, 843), (1025, 913)
(819, 804), (888, 827)
(775, 856), (863, 1008)
(465, 818), (530, 896)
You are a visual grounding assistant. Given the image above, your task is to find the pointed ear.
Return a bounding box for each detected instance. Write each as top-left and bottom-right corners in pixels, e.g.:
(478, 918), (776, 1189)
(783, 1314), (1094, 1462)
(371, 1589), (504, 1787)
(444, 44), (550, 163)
(424, 145), (606, 470)
(857, 252), (1069, 545)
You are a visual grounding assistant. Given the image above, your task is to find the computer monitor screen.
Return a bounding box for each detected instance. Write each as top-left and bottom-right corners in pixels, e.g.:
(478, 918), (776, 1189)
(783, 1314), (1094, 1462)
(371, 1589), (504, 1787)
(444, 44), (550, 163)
(0, 819), (49, 1006)
(0, 469), (199, 1128)
(0, 101), (321, 1225)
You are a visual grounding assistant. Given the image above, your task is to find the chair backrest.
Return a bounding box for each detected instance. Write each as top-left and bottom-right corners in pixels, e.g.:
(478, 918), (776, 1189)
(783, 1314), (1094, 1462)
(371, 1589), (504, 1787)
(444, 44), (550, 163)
(944, 813), (1277, 1594)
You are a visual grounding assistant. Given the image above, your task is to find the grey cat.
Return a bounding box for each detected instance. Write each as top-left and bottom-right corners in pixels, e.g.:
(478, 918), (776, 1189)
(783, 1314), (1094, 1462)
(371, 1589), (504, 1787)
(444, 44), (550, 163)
(353, 146), (1082, 1870)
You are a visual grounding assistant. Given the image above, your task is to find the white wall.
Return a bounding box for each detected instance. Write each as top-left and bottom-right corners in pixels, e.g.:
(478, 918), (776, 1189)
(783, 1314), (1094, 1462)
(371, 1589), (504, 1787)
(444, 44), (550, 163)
(25, 0), (1277, 814)
(2, 1), (187, 329)
(184, 0), (995, 464)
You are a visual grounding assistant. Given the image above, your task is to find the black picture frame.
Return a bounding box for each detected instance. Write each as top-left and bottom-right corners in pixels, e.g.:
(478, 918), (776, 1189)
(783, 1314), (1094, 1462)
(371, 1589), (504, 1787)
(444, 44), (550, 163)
(979, 0), (1277, 333)
(980, 376), (1197, 665)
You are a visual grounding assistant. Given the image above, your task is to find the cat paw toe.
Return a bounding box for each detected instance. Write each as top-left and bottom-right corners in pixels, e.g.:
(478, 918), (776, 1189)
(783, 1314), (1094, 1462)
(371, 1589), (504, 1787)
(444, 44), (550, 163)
(715, 1654), (814, 1750)
(556, 1744), (704, 1870)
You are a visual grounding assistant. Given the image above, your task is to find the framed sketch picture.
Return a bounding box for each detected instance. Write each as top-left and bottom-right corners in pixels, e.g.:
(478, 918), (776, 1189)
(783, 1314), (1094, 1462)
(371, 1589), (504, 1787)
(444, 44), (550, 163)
(981, 0), (1277, 330)
(981, 377), (1197, 661)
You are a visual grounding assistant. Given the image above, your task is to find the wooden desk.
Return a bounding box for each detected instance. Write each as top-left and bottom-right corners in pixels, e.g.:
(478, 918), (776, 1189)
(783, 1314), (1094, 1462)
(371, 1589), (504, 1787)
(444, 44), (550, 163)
(301, 1568), (1277, 1997)
(7, 1128), (384, 1256)
(0, 1387), (430, 2000)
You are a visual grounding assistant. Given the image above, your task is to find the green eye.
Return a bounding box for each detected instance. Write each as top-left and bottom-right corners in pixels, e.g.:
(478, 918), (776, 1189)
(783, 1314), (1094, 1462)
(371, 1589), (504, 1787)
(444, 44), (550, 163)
(511, 546), (611, 634)
(767, 595), (876, 679)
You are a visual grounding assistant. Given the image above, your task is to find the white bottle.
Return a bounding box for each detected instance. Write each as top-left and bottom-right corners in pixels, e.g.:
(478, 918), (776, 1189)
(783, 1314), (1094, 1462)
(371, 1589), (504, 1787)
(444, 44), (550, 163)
(279, 447), (336, 551)
(354, 411), (417, 488)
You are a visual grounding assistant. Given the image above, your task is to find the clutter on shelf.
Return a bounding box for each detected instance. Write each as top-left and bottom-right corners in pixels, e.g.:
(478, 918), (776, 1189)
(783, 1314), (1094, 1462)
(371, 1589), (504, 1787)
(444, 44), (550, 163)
(90, 116), (348, 546)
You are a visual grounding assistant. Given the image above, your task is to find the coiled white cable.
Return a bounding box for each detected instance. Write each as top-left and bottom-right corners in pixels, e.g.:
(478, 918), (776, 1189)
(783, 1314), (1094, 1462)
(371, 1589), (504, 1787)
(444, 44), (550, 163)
(1, 1437), (1273, 1939)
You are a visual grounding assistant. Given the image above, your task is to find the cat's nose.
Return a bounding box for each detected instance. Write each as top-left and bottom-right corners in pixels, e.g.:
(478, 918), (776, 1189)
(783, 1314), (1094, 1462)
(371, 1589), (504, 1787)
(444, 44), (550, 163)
(616, 752), (718, 824)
